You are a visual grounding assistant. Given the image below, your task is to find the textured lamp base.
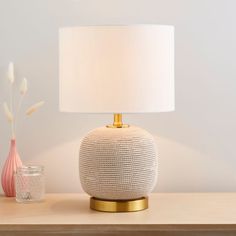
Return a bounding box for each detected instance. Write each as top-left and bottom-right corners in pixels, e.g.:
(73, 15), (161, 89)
(80, 126), (158, 200)
(79, 116), (158, 213)
(90, 197), (148, 212)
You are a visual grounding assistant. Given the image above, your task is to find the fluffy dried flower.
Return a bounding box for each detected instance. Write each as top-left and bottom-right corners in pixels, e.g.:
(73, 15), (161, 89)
(20, 78), (28, 95)
(3, 102), (14, 123)
(26, 101), (45, 116)
(7, 62), (14, 84)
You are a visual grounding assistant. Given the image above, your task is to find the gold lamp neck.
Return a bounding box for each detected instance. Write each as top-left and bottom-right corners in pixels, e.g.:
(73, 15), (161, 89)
(107, 114), (129, 128)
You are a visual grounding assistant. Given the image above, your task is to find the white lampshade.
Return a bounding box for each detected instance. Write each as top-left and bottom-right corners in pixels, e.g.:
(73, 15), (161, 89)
(59, 25), (174, 113)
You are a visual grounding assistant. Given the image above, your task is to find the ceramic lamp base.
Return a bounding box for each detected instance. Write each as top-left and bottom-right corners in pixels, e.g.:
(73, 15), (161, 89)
(90, 197), (148, 212)
(79, 125), (158, 212)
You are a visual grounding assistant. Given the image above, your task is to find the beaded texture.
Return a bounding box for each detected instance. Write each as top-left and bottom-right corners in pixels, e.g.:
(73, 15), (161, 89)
(79, 126), (158, 200)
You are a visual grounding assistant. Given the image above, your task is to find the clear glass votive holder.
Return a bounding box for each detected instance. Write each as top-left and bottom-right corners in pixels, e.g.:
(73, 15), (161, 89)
(15, 166), (45, 203)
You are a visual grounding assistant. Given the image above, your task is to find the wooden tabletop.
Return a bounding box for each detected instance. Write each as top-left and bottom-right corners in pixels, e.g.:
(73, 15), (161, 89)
(1, 193), (236, 236)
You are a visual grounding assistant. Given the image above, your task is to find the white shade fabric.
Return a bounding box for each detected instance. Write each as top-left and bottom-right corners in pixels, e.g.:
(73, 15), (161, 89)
(59, 25), (174, 113)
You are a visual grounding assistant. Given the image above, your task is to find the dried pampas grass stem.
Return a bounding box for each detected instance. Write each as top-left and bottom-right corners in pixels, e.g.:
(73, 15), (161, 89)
(3, 102), (14, 138)
(3, 62), (44, 139)
(26, 101), (45, 116)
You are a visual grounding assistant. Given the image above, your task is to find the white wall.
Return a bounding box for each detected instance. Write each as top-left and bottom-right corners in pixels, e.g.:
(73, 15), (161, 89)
(0, 0), (236, 193)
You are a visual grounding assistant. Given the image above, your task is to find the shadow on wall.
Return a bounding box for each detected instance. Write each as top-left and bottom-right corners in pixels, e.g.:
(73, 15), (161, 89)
(153, 135), (236, 193)
(0, 54), (235, 193)
(15, 133), (236, 194)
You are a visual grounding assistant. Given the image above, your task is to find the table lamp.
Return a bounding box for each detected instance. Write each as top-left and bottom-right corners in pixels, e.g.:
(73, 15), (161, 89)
(59, 25), (174, 212)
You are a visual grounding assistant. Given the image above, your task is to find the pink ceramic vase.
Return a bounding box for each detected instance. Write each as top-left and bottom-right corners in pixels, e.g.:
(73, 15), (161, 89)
(1, 139), (23, 197)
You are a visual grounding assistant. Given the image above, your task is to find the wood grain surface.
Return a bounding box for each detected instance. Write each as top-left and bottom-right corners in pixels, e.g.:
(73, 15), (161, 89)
(1, 193), (236, 235)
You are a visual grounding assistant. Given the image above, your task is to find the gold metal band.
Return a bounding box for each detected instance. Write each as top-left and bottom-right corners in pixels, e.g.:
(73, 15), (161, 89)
(90, 197), (148, 212)
(106, 113), (129, 128)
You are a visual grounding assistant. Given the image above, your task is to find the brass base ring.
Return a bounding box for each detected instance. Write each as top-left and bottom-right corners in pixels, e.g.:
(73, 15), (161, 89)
(90, 197), (148, 212)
